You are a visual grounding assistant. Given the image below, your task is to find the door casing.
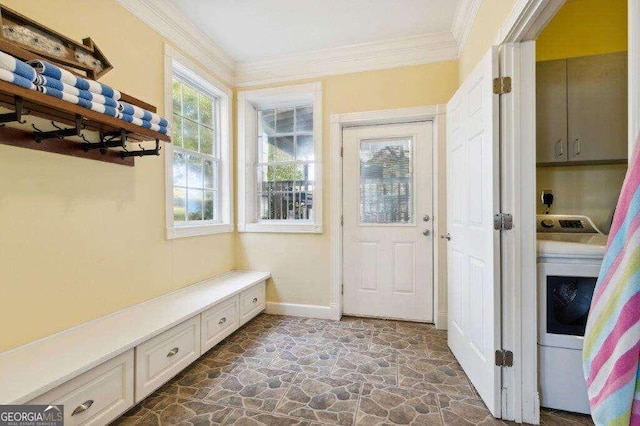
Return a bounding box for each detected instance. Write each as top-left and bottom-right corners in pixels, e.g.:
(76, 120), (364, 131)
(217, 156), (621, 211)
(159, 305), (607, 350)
(329, 106), (447, 328)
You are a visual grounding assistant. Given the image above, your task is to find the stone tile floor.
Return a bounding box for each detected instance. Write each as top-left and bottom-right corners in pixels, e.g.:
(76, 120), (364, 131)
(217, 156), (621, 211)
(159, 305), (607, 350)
(113, 314), (594, 425)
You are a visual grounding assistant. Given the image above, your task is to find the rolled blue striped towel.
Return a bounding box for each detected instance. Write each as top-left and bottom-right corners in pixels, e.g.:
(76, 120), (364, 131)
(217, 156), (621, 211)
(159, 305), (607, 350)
(118, 101), (169, 127)
(28, 60), (121, 100)
(0, 50), (36, 82)
(36, 86), (119, 118)
(120, 113), (168, 135)
(0, 68), (36, 90)
(37, 75), (118, 108)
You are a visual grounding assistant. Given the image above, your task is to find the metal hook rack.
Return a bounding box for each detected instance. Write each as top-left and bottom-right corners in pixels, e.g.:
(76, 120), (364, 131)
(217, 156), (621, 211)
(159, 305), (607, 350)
(121, 139), (161, 158)
(82, 129), (129, 155)
(0, 96), (26, 125)
(32, 114), (84, 143)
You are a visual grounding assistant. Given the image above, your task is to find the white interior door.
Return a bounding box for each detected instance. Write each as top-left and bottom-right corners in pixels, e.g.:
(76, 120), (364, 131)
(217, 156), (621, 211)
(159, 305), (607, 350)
(342, 122), (433, 322)
(446, 47), (502, 416)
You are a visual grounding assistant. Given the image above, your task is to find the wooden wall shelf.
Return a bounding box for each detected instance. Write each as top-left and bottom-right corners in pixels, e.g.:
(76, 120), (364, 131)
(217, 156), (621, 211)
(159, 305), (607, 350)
(0, 80), (170, 166)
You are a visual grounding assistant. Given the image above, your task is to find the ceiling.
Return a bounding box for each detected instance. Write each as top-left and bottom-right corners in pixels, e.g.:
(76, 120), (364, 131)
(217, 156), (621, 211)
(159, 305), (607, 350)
(167, 0), (460, 63)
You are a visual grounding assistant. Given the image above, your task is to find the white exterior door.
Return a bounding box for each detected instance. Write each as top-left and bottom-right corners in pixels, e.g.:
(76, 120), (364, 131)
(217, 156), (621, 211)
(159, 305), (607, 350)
(446, 47), (502, 417)
(342, 122), (433, 322)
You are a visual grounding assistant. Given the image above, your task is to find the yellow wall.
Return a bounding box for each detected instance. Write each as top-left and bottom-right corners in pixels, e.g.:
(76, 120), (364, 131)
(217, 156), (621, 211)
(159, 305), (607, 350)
(458, 0), (517, 81)
(0, 0), (234, 352)
(236, 62), (459, 307)
(536, 0), (628, 232)
(536, 0), (627, 61)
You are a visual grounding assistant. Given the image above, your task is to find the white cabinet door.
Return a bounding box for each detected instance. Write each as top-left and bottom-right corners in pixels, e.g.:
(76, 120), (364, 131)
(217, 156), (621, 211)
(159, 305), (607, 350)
(342, 122), (433, 322)
(446, 46), (502, 417)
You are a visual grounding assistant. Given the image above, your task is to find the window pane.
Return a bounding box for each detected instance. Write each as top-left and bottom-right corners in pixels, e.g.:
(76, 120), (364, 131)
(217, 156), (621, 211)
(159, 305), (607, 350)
(204, 190), (215, 220)
(296, 135), (313, 161)
(199, 95), (213, 128)
(258, 164), (312, 220)
(184, 119), (199, 152)
(273, 136), (294, 162)
(187, 155), (203, 189)
(172, 80), (182, 114)
(172, 114), (183, 148)
(360, 138), (413, 224)
(183, 84), (198, 121)
(200, 126), (214, 155)
(173, 187), (186, 222)
(204, 159), (214, 189)
(173, 151), (186, 186)
(187, 189), (203, 221)
(259, 109), (275, 136)
(275, 108), (294, 133)
(296, 106), (313, 132)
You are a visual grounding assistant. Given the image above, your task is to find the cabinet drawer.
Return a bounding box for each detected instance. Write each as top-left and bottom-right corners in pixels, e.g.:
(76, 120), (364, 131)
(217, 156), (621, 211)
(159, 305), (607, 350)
(135, 316), (200, 402)
(201, 297), (240, 353)
(28, 350), (133, 426)
(240, 281), (266, 325)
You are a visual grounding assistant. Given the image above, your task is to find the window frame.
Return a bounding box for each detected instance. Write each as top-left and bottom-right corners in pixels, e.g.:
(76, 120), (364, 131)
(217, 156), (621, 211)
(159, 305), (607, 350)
(238, 82), (323, 234)
(164, 44), (233, 239)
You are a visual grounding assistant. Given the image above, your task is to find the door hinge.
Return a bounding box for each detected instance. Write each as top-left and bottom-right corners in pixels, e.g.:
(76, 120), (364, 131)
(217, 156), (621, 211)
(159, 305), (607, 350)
(495, 349), (514, 367)
(493, 76), (512, 95)
(494, 213), (513, 230)
(341, 284), (344, 295)
(341, 216), (344, 226)
(340, 147), (344, 157)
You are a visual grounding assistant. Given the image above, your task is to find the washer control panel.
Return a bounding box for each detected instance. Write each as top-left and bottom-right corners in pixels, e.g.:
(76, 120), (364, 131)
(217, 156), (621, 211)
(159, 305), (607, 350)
(536, 214), (603, 234)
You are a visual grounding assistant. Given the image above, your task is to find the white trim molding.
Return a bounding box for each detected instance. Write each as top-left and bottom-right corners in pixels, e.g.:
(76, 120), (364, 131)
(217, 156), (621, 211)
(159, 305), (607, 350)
(237, 82), (323, 234)
(116, 0), (235, 84)
(164, 44), (234, 239)
(451, 0), (482, 54)
(330, 105), (447, 324)
(234, 33), (458, 87)
(265, 302), (335, 320)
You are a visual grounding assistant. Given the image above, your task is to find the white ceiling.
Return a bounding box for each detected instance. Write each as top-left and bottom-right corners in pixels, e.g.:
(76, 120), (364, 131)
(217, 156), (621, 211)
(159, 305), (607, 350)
(167, 0), (460, 63)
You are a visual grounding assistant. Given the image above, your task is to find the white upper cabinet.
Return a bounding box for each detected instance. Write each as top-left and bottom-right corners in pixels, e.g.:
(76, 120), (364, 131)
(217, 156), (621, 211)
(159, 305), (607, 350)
(537, 52), (628, 165)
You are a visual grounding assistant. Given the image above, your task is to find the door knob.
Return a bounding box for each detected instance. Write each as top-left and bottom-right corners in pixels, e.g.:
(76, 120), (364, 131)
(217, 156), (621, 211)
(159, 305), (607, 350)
(423, 230), (430, 236)
(423, 215), (430, 222)
(441, 233), (451, 241)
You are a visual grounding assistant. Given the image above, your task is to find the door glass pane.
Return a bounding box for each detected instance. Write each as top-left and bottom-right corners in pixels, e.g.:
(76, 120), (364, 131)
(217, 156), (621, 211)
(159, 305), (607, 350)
(360, 138), (413, 224)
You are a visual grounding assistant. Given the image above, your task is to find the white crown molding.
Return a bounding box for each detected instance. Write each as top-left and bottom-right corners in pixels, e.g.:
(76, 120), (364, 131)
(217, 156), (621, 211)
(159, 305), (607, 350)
(115, 0), (236, 84)
(234, 32), (458, 87)
(451, 0), (482, 54)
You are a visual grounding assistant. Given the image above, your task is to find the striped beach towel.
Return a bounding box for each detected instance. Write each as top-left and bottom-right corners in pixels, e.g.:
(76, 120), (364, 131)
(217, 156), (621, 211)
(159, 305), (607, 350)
(36, 86), (119, 118)
(0, 68), (35, 90)
(120, 113), (168, 135)
(118, 101), (169, 127)
(28, 59), (121, 100)
(583, 135), (640, 425)
(37, 75), (118, 108)
(0, 50), (36, 82)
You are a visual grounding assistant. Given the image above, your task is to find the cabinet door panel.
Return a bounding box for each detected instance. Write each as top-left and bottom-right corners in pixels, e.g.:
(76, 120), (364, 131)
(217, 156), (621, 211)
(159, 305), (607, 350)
(567, 52), (628, 162)
(537, 59), (568, 164)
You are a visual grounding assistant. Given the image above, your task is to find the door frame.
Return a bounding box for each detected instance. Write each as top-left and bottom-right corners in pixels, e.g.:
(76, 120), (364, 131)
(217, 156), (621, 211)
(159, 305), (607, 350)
(329, 105), (447, 327)
(496, 0), (639, 423)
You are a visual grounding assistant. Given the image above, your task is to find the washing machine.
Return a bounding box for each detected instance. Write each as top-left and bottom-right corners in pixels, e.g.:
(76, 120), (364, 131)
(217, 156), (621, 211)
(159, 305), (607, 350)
(537, 214), (608, 414)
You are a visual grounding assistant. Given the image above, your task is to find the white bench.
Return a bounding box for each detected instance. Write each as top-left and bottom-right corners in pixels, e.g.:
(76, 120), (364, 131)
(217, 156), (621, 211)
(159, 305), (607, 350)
(0, 270), (269, 425)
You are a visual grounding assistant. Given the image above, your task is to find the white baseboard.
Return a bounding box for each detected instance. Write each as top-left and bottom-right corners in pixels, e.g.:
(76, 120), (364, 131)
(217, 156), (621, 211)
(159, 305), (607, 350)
(436, 311), (448, 330)
(264, 302), (335, 320)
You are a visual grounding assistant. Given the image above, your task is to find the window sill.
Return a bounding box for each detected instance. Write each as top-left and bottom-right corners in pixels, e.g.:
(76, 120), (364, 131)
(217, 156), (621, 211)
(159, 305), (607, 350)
(238, 222), (323, 234)
(167, 223), (234, 239)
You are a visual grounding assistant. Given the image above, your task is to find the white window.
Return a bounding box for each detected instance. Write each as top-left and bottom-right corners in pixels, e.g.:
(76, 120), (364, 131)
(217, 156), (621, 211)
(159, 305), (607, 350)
(238, 83), (322, 233)
(164, 45), (233, 239)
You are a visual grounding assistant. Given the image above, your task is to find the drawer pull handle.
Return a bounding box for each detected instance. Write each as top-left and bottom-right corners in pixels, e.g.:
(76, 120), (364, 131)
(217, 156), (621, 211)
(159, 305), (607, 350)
(219, 317), (227, 325)
(252, 297), (258, 304)
(72, 400), (94, 416)
(167, 347), (179, 357)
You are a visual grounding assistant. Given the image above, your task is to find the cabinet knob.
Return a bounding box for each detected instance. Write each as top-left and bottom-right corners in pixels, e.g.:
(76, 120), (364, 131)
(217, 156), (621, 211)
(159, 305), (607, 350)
(72, 399), (94, 416)
(574, 138), (581, 155)
(167, 347), (179, 357)
(252, 297), (258, 304)
(219, 317), (227, 325)
(555, 139), (564, 158)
